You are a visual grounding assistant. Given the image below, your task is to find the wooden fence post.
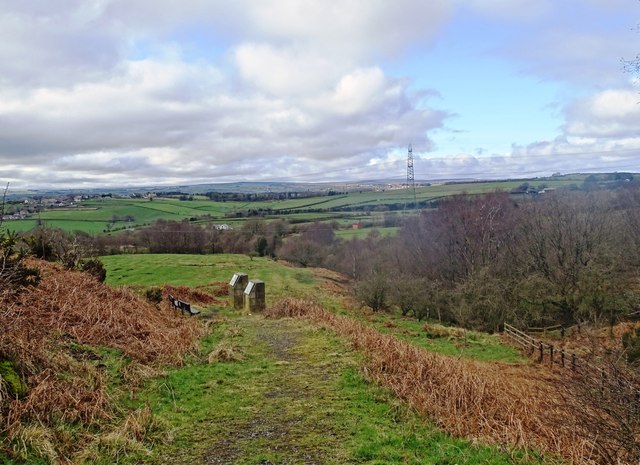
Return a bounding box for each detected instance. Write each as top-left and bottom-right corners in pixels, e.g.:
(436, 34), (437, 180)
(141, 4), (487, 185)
(549, 345), (554, 367)
(539, 342), (544, 363)
(561, 350), (565, 367)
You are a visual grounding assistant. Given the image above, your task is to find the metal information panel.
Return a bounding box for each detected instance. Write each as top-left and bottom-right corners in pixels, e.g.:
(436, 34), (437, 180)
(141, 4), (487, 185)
(244, 281), (255, 295)
(230, 274), (239, 286)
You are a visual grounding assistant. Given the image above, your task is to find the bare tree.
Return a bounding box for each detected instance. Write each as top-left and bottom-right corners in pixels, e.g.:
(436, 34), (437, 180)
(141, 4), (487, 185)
(622, 21), (639, 77)
(560, 358), (640, 464)
(515, 192), (611, 325)
(398, 192), (516, 285)
(0, 182), (8, 231)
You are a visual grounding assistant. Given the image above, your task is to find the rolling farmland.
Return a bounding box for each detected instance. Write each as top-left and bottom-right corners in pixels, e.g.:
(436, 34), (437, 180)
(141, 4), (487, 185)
(4, 176), (586, 235)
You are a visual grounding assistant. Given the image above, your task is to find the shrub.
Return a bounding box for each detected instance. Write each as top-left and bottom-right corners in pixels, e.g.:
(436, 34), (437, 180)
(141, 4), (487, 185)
(80, 258), (107, 283)
(354, 271), (389, 311)
(144, 287), (163, 304)
(0, 230), (40, 300)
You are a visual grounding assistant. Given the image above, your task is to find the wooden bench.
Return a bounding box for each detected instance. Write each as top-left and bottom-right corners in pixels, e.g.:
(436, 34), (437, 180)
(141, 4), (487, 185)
(167, 294), (199, 316)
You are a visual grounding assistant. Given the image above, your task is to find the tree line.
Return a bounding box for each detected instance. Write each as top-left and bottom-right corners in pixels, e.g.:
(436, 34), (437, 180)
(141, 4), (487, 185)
(279, 186), (640, 334)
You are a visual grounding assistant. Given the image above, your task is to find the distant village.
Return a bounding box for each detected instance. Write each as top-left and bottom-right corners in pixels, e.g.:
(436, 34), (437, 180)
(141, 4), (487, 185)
(2, 192), (156, 221)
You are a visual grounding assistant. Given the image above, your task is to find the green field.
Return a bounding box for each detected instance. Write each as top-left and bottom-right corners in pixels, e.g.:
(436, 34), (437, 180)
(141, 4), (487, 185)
(335, 226), (400, 239)
(102, 253), (316, 303)
(5, 176), (586, 235)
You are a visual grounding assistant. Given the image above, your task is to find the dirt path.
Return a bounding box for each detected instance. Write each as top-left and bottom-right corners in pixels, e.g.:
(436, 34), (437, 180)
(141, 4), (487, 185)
(149, 311), (548, 465)
(158, 315), (354, 465)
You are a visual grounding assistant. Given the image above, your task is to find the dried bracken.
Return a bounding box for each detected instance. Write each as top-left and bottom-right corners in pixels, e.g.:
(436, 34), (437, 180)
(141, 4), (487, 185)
(266, 297), (605, 465)
(208, 281), (230, 297)
(162, 284), (226, 306)
(0, 259), (205, 461)
(2, 260), (204, 365)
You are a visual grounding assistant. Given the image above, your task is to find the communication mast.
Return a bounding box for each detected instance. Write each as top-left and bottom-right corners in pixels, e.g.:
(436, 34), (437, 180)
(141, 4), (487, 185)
(406, 144), (417, 206)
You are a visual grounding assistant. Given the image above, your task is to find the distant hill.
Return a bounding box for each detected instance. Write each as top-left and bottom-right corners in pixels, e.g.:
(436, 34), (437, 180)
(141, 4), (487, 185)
(4, 172), (637, 199)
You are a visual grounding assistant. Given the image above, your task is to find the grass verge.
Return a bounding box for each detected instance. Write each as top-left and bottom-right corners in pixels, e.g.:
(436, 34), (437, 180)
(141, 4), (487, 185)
(265, 298), (581, 464)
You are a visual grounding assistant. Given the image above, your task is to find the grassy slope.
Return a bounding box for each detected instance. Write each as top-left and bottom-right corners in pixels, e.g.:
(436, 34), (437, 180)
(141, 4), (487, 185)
(102, 254), (524, 364)
(362, 312), (524, 364)
(0, 260), (204, 465)
(101, 254), (315, 303)
(98, 253), (556, 464)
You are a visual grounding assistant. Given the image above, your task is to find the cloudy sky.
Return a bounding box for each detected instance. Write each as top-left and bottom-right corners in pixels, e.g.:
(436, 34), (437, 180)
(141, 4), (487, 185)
(0, 0), (638, 188)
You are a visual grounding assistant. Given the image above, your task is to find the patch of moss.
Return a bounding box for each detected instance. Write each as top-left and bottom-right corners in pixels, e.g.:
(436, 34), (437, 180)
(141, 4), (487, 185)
(0, 360), (26, 397)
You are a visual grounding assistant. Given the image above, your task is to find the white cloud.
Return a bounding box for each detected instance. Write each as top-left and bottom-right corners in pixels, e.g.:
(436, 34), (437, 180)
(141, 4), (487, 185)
(0, 52), (445, 186)
(0, 0), (458, 188)
(235, 43), (345, 96)
(565, 88), (640, 138)
(418, 83), (640, 180)
(245, 0), (454, 59)
(320, 67), (389, 115)
(465, 0), (551, 21)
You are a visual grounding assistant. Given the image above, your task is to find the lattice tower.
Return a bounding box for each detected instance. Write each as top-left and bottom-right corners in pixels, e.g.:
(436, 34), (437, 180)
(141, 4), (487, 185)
(406, 144), (416, 205)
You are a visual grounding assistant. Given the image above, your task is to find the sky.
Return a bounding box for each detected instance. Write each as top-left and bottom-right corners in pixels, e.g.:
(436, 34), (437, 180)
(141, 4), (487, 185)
(0, 0), (639, 189)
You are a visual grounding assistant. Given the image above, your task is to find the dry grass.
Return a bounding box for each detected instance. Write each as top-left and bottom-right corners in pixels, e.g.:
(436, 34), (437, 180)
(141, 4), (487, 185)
(223, 324), (244, 338)
(422, 322), (467, 339)
(162, 284), (225, 306)
(120, 404), (171, 444)
(265, 297), (605, 465)
(72, 431), (150, 464)
(207, 343), (244, 363)
(11, 425), (58, 463)
(4, 259), (204, 365)
(0, 376), (8, 409)
(0, 259), (205, 461)
(548, 321), (640, 358)
(122, 363), (168, 389)
(206, 281), (230, 297)
(72, 405), (170, 464)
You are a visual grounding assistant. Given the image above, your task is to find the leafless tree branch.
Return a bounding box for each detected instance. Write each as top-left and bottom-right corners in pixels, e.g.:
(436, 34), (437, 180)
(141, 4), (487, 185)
(0, 182), (8, 231)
